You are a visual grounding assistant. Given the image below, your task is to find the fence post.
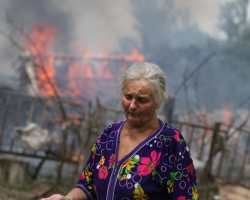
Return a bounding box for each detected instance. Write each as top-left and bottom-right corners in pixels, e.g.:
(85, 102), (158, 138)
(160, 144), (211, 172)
(202, 122), (221, 180)
(198, 122), (222, 200)
(0, 95), (10, 149)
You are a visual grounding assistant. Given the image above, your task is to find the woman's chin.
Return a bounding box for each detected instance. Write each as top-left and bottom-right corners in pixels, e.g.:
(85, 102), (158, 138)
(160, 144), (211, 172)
(126, 117), (141, 125)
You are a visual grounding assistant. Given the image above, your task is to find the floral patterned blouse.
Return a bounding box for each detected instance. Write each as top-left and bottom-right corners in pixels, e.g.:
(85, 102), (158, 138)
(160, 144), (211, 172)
(74, 119), (199, 200)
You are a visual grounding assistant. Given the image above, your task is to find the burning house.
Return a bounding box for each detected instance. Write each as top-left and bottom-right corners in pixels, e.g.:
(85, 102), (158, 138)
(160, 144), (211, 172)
(0, 22), (147, 184)
(20, 22), (144, 102)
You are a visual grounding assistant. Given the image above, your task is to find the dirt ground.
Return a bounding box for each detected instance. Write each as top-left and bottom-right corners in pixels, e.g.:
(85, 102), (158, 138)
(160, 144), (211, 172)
(219, 184), (250, 200)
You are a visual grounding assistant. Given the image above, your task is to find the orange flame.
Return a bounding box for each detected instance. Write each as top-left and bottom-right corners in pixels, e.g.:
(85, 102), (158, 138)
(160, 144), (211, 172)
(68, 62), (96, 102)
(22, 22), (58, 96)
(76, 44), (145, 62)
(22, 21), (145, 101)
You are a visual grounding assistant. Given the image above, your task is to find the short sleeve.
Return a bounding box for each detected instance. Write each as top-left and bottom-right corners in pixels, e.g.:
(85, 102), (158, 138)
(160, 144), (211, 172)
(74, 143), (98, 200)
(73, 122), (122, 200)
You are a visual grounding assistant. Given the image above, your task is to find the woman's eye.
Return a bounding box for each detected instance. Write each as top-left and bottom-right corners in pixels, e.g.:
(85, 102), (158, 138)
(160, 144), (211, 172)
(125, 95), (132, 100)
(138, 98), (148, 104)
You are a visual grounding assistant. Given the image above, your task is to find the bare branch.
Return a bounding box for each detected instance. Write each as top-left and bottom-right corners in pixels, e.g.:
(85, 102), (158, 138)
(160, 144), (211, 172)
(174, 52), (216, 96)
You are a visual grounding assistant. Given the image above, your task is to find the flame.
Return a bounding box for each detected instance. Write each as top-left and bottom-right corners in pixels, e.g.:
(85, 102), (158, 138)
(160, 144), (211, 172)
(76, 44), (145, 62)
(95, 61), (117, 95)
(68, 62), (96, 102)
(123, 48), (145, 62)
(22, 21), (145, 101)
(22, 22), (58, 96)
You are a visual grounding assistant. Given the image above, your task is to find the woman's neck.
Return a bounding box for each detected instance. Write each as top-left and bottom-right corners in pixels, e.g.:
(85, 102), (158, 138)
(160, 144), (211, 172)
(124, 118), (159, 138)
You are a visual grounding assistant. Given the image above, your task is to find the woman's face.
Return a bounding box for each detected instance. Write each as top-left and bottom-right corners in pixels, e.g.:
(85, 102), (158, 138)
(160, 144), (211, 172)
(121, 79), (159, 127)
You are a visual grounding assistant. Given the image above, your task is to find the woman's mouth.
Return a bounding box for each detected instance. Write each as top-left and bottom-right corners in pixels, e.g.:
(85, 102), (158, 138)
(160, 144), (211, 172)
(128, 112), (138, 117)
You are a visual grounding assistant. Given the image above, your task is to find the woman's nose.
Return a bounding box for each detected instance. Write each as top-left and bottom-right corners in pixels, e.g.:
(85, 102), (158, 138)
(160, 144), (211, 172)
(129, 99), (137, 110)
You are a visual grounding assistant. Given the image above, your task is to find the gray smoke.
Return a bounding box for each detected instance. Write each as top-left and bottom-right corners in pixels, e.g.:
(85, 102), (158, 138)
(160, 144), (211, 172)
(0, 0), (249, 111)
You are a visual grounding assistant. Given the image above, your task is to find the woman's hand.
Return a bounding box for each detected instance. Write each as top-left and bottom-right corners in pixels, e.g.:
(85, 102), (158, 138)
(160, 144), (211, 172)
(41, 194), (70, 200)
(41, 188), (88, 200)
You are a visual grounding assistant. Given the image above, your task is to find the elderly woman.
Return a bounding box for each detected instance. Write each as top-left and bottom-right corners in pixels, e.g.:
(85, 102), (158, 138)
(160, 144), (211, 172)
(42, 62), (199, 200)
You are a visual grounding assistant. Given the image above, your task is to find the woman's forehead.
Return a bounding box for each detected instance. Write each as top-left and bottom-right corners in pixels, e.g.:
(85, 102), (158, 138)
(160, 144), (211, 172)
(123, 79), (153, 94)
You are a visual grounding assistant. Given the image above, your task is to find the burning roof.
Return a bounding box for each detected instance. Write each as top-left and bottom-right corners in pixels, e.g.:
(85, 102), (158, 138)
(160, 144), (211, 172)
(21, 22), (145, 103)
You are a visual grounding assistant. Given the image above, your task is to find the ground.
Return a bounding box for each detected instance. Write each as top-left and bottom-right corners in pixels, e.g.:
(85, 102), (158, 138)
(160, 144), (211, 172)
(219, 184), (250, 200)
(0, 179), (75, 200)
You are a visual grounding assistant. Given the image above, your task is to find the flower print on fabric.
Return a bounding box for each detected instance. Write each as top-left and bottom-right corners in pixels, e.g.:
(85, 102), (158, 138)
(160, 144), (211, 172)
(187, 163), (195, 175)
(80, 165), (92, 184)
(122, 156), (138, 172)
(137, 150), (161, 176)
(192, 185), (199, 200)
(133, 183), (149, 200)
(173, 130), (180, 142)
(108, 153), (116, 169)
(177, 196), (186, 200)
(98, 165), (109, 179)
(79, 171), (85, 180)
(99, 156), (105, 165)
(173, 130), (185, 146)
(91, 144), (97, 164)
(167, 171), (182, 192)
(118, 155), (140, 180)
(97, 155), (109, 179)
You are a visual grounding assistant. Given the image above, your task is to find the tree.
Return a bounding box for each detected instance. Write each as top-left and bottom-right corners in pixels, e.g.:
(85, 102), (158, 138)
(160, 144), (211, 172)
(217, 0), (250, 109)
(218, 0), (249, 41)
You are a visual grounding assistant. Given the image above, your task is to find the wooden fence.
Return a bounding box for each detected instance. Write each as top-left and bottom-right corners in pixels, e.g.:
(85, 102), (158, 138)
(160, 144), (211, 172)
(0, 89), (92, 181)
(171, 120), (250, 198)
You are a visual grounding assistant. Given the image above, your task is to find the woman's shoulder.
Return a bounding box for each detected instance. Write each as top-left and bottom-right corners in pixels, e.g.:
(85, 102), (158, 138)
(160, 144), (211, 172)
(158, 120), (188, 149)
(103, 120), (125, 133)
(156, 121), (191, 162)
(159, 121), (180, 137)
(97, 120), (125, 139)
(94, 121), (125, 145)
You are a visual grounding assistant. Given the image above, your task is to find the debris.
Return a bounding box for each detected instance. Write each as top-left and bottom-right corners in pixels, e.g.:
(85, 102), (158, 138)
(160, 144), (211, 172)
(12, 122), (56, 151)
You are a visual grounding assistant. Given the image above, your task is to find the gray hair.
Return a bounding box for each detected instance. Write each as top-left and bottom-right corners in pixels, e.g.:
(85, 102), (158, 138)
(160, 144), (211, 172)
(117, 62), (168, 108)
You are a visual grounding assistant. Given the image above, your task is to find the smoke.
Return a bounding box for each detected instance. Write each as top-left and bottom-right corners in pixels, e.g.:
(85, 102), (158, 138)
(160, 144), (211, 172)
(1, 0), (140, 52)
(0, 0), (232, 76)
(175, 0), (232, 39)
(0, 0), (249, 111)
(0, 0), (140, 78)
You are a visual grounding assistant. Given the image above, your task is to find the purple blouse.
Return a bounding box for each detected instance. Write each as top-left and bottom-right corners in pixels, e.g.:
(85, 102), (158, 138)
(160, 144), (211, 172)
(74, 119), (199, 200)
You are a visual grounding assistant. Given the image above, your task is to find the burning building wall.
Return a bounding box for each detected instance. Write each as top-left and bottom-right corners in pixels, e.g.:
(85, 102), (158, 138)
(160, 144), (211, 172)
(20, 22), (145, 104)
